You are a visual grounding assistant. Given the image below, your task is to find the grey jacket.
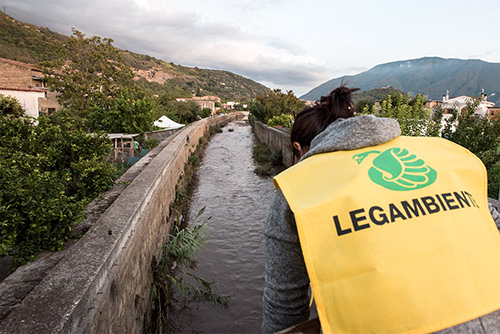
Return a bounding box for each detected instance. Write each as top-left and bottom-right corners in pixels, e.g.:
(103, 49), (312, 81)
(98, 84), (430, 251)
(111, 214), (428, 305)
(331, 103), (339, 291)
(262, 115), (500, 334)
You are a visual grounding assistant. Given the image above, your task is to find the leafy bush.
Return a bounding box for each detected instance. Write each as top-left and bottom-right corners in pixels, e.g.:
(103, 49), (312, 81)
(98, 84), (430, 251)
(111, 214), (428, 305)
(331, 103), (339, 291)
(209, 125), (223, 135)
(0, 96), (118, 267)
(441, 99), (500, 198)
(366, 93), (441, 137)
(249, 89), (305, 123)
(267, 113), (294, 128)
(143, 138), (159, 150)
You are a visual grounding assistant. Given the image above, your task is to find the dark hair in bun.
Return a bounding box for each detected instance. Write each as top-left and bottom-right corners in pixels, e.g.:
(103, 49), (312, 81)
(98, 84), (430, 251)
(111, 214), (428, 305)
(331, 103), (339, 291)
(290, 85), (359, 158)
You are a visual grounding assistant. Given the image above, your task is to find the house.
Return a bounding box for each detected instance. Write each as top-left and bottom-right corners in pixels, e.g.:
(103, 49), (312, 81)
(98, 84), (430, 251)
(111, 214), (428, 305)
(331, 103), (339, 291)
(176, 95), (221, 114)
(0, 58), (46, 88)
(440, 90), (494, 117)
(0, 58), (60, 116)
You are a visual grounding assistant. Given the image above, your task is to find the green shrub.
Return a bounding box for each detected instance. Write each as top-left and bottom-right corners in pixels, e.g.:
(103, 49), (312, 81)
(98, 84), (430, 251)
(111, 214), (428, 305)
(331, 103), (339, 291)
(254, 165), (272, 176)
(267, 113), (294, 128)
(0, 98), (118, 267)
(143, 138), (159, 150)
(209, 125), (223, 135)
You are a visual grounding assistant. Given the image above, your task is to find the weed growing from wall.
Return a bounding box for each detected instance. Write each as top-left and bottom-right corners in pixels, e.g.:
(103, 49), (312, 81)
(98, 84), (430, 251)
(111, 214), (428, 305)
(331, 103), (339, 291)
(149, 210), (229, 333)
(252, 142), (283, 176)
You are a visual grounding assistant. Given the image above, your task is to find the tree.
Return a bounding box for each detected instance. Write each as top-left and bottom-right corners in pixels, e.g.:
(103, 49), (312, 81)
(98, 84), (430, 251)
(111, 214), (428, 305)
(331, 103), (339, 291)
(0, 94), (25, 118)
(249, 89), (305, 123)
(0, 96), (117, 267)
(441, 98), (500, 197)
(154, 98), (207, 125)
(371, 93), (500, 198)
(41, 29), (135, 118)
(87, 90), (156, 134)
(362, 93), (441, 137)
(40, 30), (156, 134)
(377, 93), (440, 136)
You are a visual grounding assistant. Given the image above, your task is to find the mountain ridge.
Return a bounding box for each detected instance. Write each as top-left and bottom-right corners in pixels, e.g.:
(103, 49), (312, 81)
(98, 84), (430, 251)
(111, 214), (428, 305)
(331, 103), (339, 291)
(301, 57), (500, 106)
(0, 11), (269, 101)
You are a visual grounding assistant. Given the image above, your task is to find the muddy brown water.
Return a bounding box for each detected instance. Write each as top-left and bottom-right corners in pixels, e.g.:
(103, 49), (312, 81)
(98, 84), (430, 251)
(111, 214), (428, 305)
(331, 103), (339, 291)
(168, 120), (282, 333)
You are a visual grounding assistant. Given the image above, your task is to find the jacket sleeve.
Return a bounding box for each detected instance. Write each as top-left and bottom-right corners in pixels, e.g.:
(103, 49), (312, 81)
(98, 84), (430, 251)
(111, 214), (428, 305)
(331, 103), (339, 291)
(262, 189), (310, 334)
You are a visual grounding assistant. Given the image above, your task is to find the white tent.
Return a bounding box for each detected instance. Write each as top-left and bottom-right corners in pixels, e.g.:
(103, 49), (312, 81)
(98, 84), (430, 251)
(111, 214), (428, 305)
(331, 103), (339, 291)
(153, 116), (185, 129)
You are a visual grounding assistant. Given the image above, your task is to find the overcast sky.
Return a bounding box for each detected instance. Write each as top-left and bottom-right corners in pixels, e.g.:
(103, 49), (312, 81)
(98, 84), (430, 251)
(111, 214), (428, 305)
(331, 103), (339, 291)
(3, 0), (500, 96)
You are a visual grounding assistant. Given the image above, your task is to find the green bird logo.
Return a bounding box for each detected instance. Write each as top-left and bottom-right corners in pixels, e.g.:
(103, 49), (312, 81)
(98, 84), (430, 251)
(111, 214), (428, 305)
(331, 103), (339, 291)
(353, 148), (437, 191)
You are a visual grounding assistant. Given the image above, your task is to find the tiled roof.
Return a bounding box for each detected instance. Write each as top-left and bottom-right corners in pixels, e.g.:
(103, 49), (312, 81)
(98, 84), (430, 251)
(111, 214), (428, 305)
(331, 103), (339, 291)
(0, 86), (46, 93)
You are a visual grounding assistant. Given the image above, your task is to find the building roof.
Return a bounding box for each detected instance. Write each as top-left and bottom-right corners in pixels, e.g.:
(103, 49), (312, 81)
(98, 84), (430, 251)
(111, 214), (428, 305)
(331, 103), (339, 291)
(107, 133), (140, 139)
(0, 58), (42, 72)
(0, 86), (46, 93)
(178, 95), (221, 102)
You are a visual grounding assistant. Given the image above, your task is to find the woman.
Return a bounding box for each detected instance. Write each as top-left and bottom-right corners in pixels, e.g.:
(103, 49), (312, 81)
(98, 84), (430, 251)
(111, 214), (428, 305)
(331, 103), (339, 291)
(262, 86), (500, 333)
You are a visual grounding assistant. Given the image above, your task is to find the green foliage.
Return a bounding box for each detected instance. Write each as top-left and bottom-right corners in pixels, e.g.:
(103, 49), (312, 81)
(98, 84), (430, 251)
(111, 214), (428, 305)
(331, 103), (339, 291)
(441, 99), (500, 197)
(150, 210), (229, 333)
(371, 93), (441, 137)
(87, 91), (156, 133)
(0, 12), (66, 63)
(153, 98), (207, 125)
(209, 125), (223, 135)
(252, 142), (282, 176)
(0, 97), (118, 267)
(249, 89), (305, 123)
(252, 143), (273, 163)
(38, 30), (157, 134)
(352, 87), (405, 106)
(373, 93), (500, 198)
(143, 138), (159, 150)
(0, 94), (25, 118)
(41, 30), (135, 118)
(267, 113), (294, 128)
(200, 108), (212, 118)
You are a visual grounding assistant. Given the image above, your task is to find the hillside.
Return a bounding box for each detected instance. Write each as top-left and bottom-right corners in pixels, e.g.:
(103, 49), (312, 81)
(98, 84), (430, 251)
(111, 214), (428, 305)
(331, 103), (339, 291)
(0, 12), (269, 101)
(301, 57), (500, 106)
(351, 87), (404, 104)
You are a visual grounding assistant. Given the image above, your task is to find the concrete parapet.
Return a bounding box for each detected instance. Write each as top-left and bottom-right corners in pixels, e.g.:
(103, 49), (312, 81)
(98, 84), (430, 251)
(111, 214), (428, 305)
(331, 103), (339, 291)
(251, 118), (294, 167)
(0, 113), (243, 334)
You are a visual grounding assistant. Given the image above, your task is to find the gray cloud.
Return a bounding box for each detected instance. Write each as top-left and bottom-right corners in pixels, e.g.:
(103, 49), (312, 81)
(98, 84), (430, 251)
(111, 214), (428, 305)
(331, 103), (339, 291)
(2, 0), (346, 95)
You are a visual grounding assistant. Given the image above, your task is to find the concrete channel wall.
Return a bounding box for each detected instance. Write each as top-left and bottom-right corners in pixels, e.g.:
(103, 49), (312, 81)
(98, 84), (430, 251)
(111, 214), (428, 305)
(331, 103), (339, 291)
(0, 113), (244, 334)
(251, 118), (294, 168)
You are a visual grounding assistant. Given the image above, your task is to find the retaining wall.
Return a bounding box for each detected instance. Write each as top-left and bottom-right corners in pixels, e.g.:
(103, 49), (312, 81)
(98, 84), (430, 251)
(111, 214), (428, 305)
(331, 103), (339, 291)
(0, 113), (243, 334)
(251, 118), (294, 167)
(143, 128), (180, 142)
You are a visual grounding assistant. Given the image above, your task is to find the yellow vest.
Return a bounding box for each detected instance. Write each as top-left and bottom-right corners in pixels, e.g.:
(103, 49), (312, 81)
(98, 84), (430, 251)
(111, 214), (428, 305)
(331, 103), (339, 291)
(274, 136), (500, 334)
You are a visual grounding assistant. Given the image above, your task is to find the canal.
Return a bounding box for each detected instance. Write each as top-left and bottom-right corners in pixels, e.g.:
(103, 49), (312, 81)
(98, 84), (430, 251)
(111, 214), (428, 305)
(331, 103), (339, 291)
(169, 119), (281, 333)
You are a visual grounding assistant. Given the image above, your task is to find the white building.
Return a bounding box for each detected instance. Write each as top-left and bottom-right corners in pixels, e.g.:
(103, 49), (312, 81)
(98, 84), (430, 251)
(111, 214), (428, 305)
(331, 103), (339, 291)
(0, 87), (47, 118)
(441, 90), (495, 117)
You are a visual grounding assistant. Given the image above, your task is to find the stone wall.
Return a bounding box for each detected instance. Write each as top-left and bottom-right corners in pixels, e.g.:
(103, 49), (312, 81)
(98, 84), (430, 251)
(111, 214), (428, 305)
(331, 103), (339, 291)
(143, 127), (180, 142)
(0, 113), (243, 334)
(38, 90), (62, 115)
(251, 117), (294, 167)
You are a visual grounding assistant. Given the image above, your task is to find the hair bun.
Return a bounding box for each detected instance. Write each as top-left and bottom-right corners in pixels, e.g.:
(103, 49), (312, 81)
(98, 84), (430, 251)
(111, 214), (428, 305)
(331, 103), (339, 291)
(317, 85), (359, 120)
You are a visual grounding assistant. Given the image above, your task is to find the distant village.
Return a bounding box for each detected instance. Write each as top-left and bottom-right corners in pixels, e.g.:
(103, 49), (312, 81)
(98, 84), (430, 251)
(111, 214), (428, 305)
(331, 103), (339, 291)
(1, 57), (499, 123)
